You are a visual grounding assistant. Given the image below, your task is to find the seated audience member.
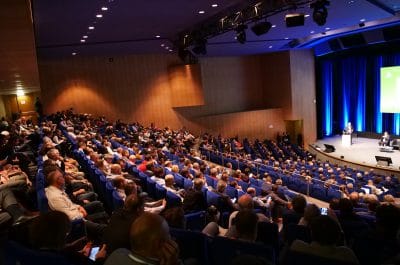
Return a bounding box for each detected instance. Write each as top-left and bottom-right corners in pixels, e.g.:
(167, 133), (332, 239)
(151, 167), (166, 186)
(337, 198), (369, 244)
(164, 174), (185, 199)
(289, 215), (359, 264)
(0, 164), (32, 191)
(103, 194), (144, 254)
(228, 194), (269, 228)
(29, 211), (106, 264)
(161, 206), (185, 229)
(379, 131), (390, 146)
(246, 187), (271, 210)
(234, 210), (259, 242)
(202, 205), (227, 237)
(214, 180), (236, 213)
(353, 204), (400, 265)
(45, 169), (107, 237)
(112, 176), (127, 201)
(183, 178), (206, 213)
(282, 195), (307, 230)
(298, 204), (321, 227)
(269, 184), (289, 220)
(105, 213), (180, 265)
(0, 187), (34, 228)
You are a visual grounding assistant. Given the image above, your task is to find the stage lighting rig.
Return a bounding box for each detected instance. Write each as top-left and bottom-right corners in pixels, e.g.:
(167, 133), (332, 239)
(235, 24), (248, 44)
(311, 0), (330, 26)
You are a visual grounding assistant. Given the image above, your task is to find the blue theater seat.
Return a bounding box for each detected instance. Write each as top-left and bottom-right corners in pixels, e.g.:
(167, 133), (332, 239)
(209, 236), (275, 265)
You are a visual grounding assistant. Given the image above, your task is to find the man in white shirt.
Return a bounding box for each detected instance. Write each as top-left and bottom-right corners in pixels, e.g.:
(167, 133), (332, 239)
(45, 169), (88, 220)
(45, 169), (106, 237)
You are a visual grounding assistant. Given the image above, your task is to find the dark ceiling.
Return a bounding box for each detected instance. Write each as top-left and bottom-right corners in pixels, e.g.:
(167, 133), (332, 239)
(32, 0), (400, 58)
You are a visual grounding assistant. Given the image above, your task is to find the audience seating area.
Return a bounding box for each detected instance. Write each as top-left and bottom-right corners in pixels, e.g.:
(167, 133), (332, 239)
(1, 110), (399, 265)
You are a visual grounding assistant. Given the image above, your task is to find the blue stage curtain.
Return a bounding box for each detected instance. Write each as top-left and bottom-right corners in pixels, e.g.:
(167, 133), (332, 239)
(318, 52), (400, 137)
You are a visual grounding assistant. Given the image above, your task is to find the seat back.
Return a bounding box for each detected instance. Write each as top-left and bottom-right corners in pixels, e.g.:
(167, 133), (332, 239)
(4, 241), (71, 265)
(184, 211), (206, 231)
(209, 236), (275, 265)
(170, 228), (209, 265)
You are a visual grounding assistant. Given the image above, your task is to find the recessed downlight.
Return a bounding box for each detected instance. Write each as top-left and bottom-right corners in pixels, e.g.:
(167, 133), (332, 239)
(88, 26), (95, 30)
(161, 44), (165, 47)
(212, 4), (218, 7)
(83, 35), (88, 39)
(198, 10), (205, 14)
(155, 35), (161, 38)
(101, 7), (108, 11)
(72, 52), (77, 56)
(80, 39), (86, 43)
(96, 14), (103, 18)
(271, 25), (276, 28)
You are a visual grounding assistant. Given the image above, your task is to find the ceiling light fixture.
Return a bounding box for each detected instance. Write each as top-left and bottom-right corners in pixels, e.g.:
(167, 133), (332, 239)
(89, 26), (95, 30)
(271, 24), (277, 28)
(155, 35), (161, 38)
(161, 44), (165, 47)
(96, 14), (103, 18)
(72, 52), (77, 55)
(83, 35), (88, 38)
(80, 39), (86, 42)
(311, 0), (330, 26)
(16, 90), (25, 96)
(198, 10), (205, 14)
(212, 4), (218, 7)
(101, 7), (108, 11)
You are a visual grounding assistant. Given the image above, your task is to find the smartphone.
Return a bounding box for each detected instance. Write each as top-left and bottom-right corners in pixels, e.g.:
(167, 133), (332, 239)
(89, 246), (100, 261)
(320, 207), (328, 215)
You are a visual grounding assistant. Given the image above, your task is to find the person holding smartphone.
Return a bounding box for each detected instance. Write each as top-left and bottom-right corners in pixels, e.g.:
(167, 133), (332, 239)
(105, 212), (180, 265)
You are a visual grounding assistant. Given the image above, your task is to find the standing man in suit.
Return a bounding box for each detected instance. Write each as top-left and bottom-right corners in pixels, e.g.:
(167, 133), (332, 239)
(343, 122), (353, 135)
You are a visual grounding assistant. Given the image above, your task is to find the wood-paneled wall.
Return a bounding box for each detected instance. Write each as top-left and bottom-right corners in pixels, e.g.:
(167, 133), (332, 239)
(289, 49), (317, 146)
(38, 51), (315, 142)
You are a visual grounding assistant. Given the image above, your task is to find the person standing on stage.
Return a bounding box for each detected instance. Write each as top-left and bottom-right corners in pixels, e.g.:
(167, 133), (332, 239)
(379, 131), (391, 146)
(343, 122), (353, 135)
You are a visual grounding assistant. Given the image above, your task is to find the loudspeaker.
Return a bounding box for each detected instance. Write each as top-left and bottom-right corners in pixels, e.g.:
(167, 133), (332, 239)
(251, 21), (272, 36)
(324, 144), (336, 153)
(328, 39), (341, 51)
(285, 13), (305, 27)
(383, 25), (400, 41)
(340, 155), (344, 159)
(340, 33), (366, 48)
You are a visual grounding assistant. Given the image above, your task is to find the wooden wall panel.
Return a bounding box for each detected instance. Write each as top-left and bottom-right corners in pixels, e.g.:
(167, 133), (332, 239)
(38, 51), (314, 142)
(289, 49), (317, 146)
(168, 64), (205, 107)
(194, 108), (285, 140)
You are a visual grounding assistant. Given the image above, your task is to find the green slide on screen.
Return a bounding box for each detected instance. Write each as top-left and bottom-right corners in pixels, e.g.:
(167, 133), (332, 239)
(381, 66), (400, 113)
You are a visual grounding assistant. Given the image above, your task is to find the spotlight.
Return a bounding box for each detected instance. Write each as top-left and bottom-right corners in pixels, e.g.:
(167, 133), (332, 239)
(192, 38), (207, 55)
(251, 21), (272, 36)
(311, 0), (330, 26)
(178, 47), (198, 65)
(235, 24), (248, 44)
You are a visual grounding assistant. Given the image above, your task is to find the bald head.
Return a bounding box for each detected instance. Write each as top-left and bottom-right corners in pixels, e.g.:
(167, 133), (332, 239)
(130, 213), (170, 258)
(238, 194), (254, 210)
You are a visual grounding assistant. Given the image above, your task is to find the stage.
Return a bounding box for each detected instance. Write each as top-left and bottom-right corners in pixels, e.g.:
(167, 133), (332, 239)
(310, 136), (400, 176)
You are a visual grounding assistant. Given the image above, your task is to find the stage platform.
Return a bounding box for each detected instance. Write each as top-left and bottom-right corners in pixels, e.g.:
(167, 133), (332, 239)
(309, 136), (400, 177)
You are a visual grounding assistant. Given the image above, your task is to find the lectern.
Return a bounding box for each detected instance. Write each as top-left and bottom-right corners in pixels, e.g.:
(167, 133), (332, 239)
(342, 134), (352, 146)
